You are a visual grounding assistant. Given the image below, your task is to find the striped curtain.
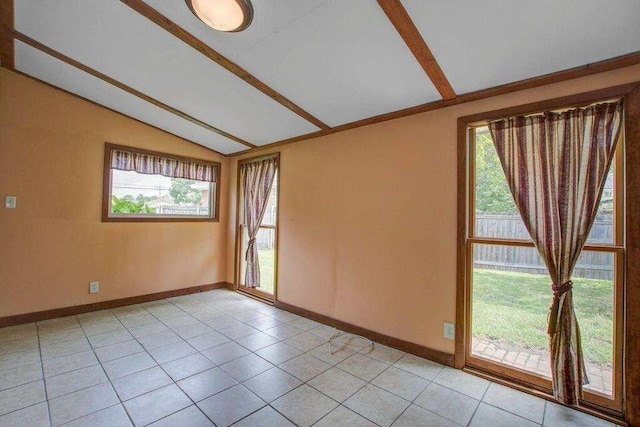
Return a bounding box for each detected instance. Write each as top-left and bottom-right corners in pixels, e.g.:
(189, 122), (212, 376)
(111, 148), (216, 182)
(241, 156), (278, 288)
(488, 101), (623, 405)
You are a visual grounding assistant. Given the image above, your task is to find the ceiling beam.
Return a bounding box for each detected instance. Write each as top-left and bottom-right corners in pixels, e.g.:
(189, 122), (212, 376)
(377, 0), (456, 100)
(14, 31), (256, 149)
(231, 51), (640, 156)
(0, 0), (14, 69)
(119, 0), (330, 131)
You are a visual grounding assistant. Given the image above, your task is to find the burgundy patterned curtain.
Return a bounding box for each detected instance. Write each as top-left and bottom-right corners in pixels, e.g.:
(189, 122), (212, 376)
(111, 148), (216, 182)
(241, 156), (278, 288)
(487, 101), (622, 405)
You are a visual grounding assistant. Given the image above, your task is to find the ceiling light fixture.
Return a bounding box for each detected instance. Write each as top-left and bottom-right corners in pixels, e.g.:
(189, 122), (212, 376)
(186, 0), (253, 32)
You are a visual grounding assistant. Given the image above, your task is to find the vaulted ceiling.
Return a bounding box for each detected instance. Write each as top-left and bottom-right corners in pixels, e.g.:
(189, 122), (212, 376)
(3, 1), (640, 155)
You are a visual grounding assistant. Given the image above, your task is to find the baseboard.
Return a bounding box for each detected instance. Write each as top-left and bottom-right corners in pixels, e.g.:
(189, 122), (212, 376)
(275, 300), (455, 367)
(0, 282), (228, 327)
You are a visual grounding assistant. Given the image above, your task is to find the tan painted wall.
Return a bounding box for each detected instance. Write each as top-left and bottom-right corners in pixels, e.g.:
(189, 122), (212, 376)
(227, 64), (640, 355)
(0, 69), (229, 317)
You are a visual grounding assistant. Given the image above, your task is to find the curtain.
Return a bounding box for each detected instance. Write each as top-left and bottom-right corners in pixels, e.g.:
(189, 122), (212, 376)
(111, 148), (216, 182)
(487, 101), (623, 405)
(241, 156), (278, 288)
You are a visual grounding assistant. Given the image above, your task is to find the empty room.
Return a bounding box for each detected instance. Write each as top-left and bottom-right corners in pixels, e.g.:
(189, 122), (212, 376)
(0, 0), (639, 426)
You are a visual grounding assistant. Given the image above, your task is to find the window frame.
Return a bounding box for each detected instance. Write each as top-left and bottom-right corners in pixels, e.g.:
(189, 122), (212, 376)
(467, 126), (624, 409)
(102, 143), (221, 222)
(456, 84), (637, 421)
(233, 152), (280, 303)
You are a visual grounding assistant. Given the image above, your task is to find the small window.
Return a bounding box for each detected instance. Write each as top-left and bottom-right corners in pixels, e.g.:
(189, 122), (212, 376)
(102, 143), (220, 222)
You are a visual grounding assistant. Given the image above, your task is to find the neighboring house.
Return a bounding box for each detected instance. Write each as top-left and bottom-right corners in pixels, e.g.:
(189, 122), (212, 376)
(145, 195), (175, 210)
(145, 185), (210, 215)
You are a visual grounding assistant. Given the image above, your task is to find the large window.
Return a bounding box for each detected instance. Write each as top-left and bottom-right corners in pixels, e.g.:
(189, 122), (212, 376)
(460, 112), (624, 412)
(235, 154), (280, 301)
(102, 144), (220, 222)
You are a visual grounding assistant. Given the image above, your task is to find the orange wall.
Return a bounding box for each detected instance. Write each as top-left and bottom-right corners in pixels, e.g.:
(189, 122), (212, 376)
(0, 69), (229, 317)
(227, 65), (640, 355)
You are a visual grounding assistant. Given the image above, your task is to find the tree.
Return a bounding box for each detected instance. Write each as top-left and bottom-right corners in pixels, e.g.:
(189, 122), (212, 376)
(168, 179), (201, 205)
(135, 194), (156, 203)
(475, 131), (518, 214)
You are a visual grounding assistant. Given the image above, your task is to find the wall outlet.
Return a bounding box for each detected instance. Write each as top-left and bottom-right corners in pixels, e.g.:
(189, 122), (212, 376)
(443, 322), (455, 340)
(89, 281), (99, 294)
(5, 196), (16, 209)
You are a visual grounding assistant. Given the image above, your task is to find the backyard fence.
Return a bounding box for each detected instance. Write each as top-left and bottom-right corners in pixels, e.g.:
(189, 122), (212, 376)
(256, 188), (278, 251)
(257, 228), (276, 250)
(474, 213), (614, 280)
(156, 206), (209, 215)
(250, 211), (614, 280)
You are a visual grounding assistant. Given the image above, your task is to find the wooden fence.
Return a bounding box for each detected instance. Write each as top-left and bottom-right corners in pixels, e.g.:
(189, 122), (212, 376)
(474, 214), (614, 280)
(156, 206), (208, 215)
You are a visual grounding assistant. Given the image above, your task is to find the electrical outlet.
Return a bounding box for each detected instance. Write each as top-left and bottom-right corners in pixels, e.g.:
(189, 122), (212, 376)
(5, 196), (16, 209)
(443, 322), (455, 340)
(89, 281), (99, 294)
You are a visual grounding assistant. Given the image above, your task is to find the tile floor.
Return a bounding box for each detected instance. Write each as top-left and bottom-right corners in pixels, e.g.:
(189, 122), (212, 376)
(0, 289), (618, 426)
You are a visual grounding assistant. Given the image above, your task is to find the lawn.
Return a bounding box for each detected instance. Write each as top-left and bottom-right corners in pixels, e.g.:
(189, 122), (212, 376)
(472, 269), (613, 365)
(256, 249), (275, 295)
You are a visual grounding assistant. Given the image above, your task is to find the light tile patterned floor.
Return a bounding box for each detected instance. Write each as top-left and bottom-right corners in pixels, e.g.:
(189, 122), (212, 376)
(0, 289), (618, 426)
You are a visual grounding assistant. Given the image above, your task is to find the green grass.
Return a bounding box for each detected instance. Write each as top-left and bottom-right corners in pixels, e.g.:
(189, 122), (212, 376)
(257, 249), (275, 295)
(473, 269), (613, 366)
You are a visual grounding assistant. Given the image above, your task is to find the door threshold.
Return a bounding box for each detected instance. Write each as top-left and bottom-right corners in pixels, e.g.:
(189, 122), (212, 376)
(237, 287), (275, 305)
(462, 366), (626, 426)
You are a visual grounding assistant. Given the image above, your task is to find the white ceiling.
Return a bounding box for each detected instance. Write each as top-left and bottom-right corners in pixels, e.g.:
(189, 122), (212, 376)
(14, 0), (319, 148)
(11, 0), (640, 155)
(401, 0), (640, 94)
(14, 40), (248, 155)
(144, 0), (442, 127)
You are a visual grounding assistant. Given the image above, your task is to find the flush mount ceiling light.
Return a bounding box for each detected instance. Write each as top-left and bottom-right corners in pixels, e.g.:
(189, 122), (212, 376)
(186, 0), (254, 32)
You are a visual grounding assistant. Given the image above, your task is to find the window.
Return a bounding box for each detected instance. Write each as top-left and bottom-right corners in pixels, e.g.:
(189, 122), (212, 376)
(102, 143), (220, 222)
(235, 154), (280, 301)
(458, 100), (625, 414)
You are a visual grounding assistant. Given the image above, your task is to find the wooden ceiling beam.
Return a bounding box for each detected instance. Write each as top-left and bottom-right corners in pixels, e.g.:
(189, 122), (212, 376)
(377, 0), (456, 100)
(14, 31), (256, 149)
(0, 0), (14, 69)
(231, 51), (640, 156)
(119, 0), (330, 131)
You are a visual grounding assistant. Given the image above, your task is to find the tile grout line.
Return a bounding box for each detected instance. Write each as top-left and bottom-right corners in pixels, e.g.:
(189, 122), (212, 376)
(226, 337), (351, 426)
(133, 294), (278, 425)
(1, 290), (590, 427)
(384, 370), (432, 427)
(365, 358), (432, 427)
(30, 307), (458, 421)
(165, 293), (339, 426)
(111, 302), (212, 426)
(13, 300), (439, 425)
(464, 377), (492, 427)
(318, 343), (429, 425)
(36, 322), (52, 427)
(76, 312), (137, 427)
(211, 295), (408, 426)
(165, 293), (298, 426)
(184, 292), (309, 425)
(260, 336), (384, 425)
